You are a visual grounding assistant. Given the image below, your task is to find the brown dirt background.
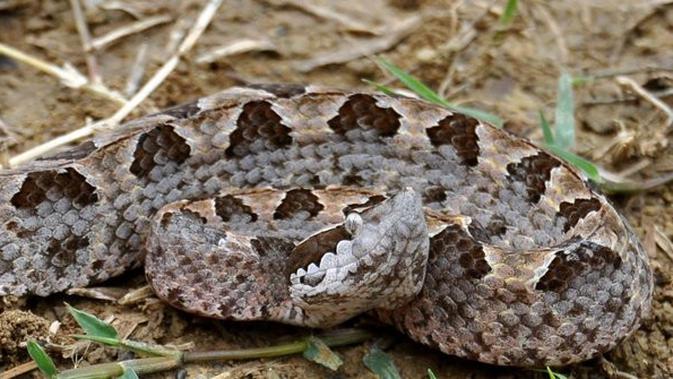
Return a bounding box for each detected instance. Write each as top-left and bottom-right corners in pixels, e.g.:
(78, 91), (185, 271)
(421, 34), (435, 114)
(2, 0), (673, 378)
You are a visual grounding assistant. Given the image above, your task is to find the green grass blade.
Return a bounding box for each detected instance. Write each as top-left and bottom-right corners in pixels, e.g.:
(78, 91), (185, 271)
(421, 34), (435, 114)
(66, 303), (118, 339)
(545, 144), (601, 182)
(554, 72), (575, 149)
(539, 111), (555, 145)
(72, 334), (121, 346)
(374, 58), (504, 127)
(362, 79), (399, 97)
(363, 345), (401, 379)
(27, 340), (58, 379)
(448, 104), (504, 129)
(118, 367), (140, 379)
(499, 0), (519, 27)
(376, 58), (446, 106)
(427, 368), (438, 379)
(546, 366), (568, 379)
(302, 336), (343, 371)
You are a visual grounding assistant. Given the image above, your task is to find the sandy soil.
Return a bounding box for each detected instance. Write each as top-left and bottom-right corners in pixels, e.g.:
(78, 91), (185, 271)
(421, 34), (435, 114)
(1, 1), (673, 378)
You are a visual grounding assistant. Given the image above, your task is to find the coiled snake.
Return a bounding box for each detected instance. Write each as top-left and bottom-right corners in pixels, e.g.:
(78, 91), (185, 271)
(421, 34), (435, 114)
(0, 85), (653, 367)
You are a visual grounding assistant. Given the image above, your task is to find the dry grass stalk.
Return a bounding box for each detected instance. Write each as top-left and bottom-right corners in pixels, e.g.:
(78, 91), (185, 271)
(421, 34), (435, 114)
(196, 38), (277, 64)
(293, 14), (423, 72)
(8, 0), (224, 168)
(91, 15), (173, 51)
(0, 361), (38, 379)
(654, 225), (673, 262)
(69, 0), (102, 84)
(125, 43), (149, 96)
(269, 0), (378, 34)
(616, 75), (673, 128)
(0, 42), (126, 105)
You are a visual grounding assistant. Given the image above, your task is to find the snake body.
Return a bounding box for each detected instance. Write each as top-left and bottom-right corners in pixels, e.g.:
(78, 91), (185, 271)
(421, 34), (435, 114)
(0, 85), (653, 366)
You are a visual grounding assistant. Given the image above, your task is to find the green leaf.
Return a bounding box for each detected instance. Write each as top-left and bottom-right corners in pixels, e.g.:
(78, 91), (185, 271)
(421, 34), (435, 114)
(554, 72), (575, 149)
(427, 368), (438, 379)
(446, 104), (505, 129)
(539, 111), (555, 145)
(376, 58), (447, 106)
(363, 345), (401, 379)
(72, 334), (121, 346)
(27, 340), (58, 379)
(374, 58), (504, 128)
(362, 79), (398, 97)
(66, 303), (118, 339)
(499, 0), (519, 27)
(546, 366), (569, 379)
(302, 336), (343, 371)
(117, 367), (140, 379)
(545, 144), (601, 182)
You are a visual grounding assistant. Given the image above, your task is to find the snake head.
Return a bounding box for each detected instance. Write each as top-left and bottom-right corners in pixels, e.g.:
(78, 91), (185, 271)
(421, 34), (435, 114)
(288, 188), (429, 327)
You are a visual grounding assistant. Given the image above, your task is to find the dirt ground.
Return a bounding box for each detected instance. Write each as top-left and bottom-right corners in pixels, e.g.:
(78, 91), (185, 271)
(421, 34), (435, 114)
(1, 0), (673, 378)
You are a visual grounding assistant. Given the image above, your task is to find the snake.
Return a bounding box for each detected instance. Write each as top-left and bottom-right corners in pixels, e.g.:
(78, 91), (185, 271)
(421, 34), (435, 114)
(0, 84), (653, 367)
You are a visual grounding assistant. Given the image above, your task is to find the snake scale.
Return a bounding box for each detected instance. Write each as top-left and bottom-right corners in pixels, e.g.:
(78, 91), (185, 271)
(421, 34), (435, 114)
(0, 84), (653, 367)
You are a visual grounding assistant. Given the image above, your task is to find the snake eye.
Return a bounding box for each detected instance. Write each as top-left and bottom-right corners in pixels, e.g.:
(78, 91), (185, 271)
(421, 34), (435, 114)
(345, 213), (363, 236)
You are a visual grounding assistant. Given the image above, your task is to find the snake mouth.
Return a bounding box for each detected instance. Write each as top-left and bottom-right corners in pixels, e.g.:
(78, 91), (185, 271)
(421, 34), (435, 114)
(289, 213), (364, 289)
(288, 189), (425, 293)
(289, 239), (359, 287)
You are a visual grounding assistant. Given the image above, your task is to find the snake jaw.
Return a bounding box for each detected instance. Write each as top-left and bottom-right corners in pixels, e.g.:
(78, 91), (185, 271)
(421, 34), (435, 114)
(288, 188), (429, 326)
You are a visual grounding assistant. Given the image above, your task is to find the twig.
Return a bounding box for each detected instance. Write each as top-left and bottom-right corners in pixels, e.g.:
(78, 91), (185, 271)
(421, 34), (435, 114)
(118, 285), (154, 305)
(176, 0), (222, 55)
(91, 15), (173, 51)
(582, 87), (673, 105)
(616, 75), (673, 129)
(8, 0), (223, 167)
(268, 0), (379, 34)
(587, 62), (673, 79)
(196, 39), (277, 64)
(0, 42), (126, 105)
(599, 356), (640, 379)
(654, 224), (673, 262)
(293, 14), (422, 72)
(0, 361), (38, 379)
(165, 17), (191, 56)
(69, 0), (101, 84)
(125, 43), (148, 96)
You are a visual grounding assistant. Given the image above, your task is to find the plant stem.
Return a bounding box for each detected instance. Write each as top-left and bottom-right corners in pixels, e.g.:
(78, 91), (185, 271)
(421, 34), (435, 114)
(52, 328), (374, 378)
(184, 328), (374, 363)
(56, 357), (180, 379)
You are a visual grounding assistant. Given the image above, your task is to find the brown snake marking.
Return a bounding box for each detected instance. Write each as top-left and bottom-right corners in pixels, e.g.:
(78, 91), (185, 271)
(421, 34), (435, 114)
(0, 84), (653, 367)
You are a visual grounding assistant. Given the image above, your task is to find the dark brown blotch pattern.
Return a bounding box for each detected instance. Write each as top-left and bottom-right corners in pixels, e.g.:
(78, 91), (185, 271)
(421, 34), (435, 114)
(47, 235), (89, 267)
(226, 101), (292, 158)
(423, 186), (447, 203)
(214, 195), (258, 222)
(130, 125), (191, 179)
(327, 94), (401, 137)
(536, 242), (622, 292)
(11, 168), (98, 209)
(559, 198), (601, 232)
(506, 152), (561, 203)
(426, 114), (480, 166)
(274, 189), (324, 219)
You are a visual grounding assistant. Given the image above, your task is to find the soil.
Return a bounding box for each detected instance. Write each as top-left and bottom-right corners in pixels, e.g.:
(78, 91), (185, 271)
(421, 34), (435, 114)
(1, 0), (673, 378)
